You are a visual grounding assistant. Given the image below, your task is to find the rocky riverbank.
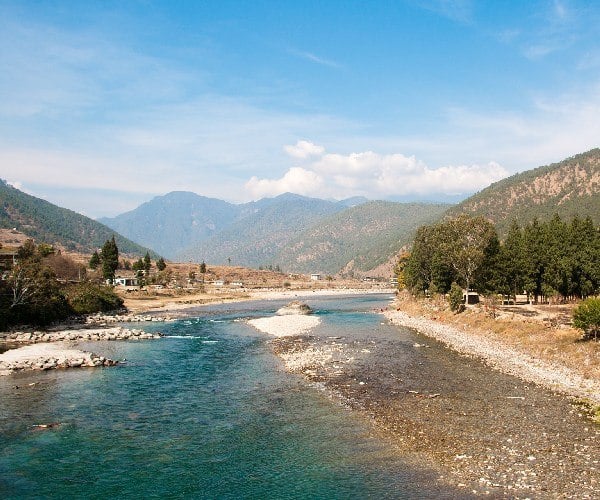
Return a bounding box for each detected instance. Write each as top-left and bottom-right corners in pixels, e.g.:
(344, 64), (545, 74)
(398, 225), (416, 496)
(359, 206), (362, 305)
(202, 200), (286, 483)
(384, 308), (600, 405)
(1, 326), (162, 344)
(265, 300), (600, 497)
(0, 343), (117, 375)
(0, 322), (163, 375)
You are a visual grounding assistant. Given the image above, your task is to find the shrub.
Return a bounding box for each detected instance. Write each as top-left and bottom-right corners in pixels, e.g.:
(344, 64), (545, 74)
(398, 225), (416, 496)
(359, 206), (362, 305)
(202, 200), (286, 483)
(67, 282), (124, 315)
(573, 298), (600, 341)
(448, 282), (465, 313)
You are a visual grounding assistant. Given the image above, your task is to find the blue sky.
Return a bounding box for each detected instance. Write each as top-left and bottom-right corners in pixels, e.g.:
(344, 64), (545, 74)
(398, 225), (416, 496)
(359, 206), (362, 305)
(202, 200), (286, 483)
(1, 0), (599, 217)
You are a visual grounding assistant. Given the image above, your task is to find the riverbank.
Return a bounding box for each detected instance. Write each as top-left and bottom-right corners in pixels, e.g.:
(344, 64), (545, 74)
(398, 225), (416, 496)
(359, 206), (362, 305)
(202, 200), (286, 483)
(385, 294), (600, 405)
(122, 286), (395, 315)
(264, 297), (600, 497)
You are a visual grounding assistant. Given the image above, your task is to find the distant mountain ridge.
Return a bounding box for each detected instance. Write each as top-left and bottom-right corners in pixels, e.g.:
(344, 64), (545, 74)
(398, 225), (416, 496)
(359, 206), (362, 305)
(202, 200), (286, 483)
(446, 148), (600, 234)
(101, 190), (451, 276)
(177, 193), (343, 268)
(0, 179), (154, 255)
(99, 191), (239, 258)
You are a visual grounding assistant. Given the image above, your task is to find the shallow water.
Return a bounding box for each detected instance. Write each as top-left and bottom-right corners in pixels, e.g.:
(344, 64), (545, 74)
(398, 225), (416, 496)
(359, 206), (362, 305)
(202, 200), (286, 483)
(0, 294), (463, 499)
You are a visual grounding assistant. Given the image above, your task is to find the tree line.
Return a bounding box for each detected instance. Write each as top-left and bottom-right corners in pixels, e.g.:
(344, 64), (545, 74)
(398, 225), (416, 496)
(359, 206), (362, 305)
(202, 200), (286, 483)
(1, 237), (168, 329)
(401, 214), (600, 302)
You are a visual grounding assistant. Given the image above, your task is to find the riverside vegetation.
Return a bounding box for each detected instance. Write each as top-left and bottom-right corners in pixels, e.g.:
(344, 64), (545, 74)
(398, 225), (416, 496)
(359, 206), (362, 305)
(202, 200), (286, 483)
(401, 213), (600, 306)
(0, 238), (127, 329)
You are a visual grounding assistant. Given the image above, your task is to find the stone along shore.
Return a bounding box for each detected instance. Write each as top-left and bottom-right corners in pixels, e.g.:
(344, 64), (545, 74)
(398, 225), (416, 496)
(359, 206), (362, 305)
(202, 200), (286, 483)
(0, 326), (162, 376)
(0, 343), (117, 375)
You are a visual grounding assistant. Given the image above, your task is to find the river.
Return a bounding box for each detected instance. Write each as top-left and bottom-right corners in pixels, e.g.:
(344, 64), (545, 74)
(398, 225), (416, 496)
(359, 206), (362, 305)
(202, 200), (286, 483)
(1, 294), (597, 498)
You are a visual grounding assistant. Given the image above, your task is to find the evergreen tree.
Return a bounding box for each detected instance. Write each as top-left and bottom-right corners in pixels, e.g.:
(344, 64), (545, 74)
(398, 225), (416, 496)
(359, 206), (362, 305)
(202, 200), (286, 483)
(522, 219), (548, 302)
(100, 236), (119, 283)
(143, 252), (151, 273)
(498, 220), (526, 297)
(89, 251), (100, 270)
(200, 261), (207, 274)
(156, 257), (166, 271)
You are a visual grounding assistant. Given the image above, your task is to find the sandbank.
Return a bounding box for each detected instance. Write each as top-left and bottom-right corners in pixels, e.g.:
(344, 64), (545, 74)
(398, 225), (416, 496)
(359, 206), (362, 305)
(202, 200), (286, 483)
(248, 315), (321, 337)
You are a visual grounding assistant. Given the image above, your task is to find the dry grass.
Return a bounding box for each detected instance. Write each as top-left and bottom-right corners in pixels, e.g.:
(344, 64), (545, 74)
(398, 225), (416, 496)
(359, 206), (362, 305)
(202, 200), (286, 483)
(394, 292), (600, 382)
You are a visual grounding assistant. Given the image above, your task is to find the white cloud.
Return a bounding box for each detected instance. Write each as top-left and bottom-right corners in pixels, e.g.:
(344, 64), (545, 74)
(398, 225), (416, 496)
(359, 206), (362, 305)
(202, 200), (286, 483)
(245, 167), (323, 199)
(288, 49), (342, 69)
(244, 146), (508, 200)
(284, 140), (325, 159)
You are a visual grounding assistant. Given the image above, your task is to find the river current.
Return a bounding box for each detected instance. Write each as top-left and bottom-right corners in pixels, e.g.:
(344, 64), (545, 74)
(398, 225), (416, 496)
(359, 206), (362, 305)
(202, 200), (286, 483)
(1, 294), (462, 498)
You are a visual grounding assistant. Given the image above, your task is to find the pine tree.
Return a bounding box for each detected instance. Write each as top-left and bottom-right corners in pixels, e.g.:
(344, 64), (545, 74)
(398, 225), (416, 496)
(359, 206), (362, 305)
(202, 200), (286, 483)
(89, 251), (100, 270)
(156, 257), (166, 271)
(143, 252), (151, 273)
(100, 236), (119, 283)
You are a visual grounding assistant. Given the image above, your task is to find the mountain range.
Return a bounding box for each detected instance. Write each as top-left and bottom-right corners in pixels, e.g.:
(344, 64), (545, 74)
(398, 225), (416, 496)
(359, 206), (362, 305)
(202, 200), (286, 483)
(100, 192), (449, 275)
(2, 148), (598, 276)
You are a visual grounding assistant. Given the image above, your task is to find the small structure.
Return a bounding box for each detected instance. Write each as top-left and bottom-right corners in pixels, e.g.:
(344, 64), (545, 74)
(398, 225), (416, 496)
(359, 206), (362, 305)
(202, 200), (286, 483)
(114, 277), (139, 287)
(463, 290), (480, 305)
(230, 281), (244, 288)
(310, 273), (322, 281)
(213, 279), (225, 287)
(0, 248), (18, 271)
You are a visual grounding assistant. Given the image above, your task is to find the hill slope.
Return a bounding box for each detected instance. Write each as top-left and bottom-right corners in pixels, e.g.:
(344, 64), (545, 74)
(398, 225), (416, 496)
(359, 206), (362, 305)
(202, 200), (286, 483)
(177, 193), (343, 267)
(0, 179), (154, 255)
(100, 191), (239, 258)
(446, 149), (600, 234)
(273, 201), (450, 276)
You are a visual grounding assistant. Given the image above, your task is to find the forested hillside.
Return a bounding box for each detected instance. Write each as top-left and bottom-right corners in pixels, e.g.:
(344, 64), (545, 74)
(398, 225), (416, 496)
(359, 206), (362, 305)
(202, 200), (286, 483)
(0, 180), (154, 255)
(177, 193), (342, 267)
(273, 201), (450, 276)
(446, 149), (600, 235)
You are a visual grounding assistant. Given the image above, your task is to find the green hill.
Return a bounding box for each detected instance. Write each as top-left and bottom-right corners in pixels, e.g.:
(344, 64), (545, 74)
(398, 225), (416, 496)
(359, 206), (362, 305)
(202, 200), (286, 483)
(445, 149), (600, 235)
(0, 179), (155, 255)
(272, 201), (450, 276)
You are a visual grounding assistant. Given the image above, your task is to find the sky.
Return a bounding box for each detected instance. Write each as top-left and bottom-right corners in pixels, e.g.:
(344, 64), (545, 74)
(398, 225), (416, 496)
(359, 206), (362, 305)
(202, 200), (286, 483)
(1, 0), (600, 218)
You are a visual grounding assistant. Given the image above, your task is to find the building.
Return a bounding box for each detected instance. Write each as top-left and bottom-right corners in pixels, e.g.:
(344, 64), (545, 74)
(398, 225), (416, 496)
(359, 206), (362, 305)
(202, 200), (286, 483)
(113, 277), (139, 287)
(310, 273), (322, 281)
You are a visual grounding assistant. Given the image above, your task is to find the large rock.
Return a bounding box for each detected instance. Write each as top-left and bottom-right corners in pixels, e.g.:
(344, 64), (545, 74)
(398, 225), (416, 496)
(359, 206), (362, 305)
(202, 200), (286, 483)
(276, 301), (313, 316)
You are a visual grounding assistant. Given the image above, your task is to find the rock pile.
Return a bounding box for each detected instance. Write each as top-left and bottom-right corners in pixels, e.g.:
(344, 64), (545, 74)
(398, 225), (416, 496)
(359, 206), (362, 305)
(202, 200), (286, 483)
(0, 343), (117, 375)
(85, 313), (173, 324)
(1, 327), (162, 344)
(276, 301), (313, 315)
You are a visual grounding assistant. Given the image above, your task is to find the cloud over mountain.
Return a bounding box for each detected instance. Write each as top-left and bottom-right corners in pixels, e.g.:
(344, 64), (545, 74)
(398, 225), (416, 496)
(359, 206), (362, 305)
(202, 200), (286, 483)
(245, 141), (508, 200)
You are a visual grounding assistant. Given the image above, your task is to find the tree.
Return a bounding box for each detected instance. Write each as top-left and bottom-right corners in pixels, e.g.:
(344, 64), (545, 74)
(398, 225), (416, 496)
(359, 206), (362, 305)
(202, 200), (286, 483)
(89, 251), (100, 270)
(572, 298), (600, 340)
(100, 236), (119, 283)
(522, 218), (548, 302)
(497, 220), (527, 297)
(143, 252), (151, 273)
(156, 257), (166, 271)
(200, 261), (207, 274)
(440, 215), (498, 294)
(448, 282), (465, 313)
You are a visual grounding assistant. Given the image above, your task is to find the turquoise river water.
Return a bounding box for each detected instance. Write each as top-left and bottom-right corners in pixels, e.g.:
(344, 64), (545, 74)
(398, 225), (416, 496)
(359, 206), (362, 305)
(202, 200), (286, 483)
(0, 294), (463, 499)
